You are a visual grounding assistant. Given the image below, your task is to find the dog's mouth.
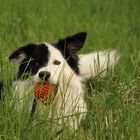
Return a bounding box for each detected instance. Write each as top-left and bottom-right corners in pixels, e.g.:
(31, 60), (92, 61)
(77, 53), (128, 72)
(34, 82), (58, 101)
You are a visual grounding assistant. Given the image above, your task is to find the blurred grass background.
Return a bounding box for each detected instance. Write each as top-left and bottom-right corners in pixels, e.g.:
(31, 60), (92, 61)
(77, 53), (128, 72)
(0, 0), (139, 139)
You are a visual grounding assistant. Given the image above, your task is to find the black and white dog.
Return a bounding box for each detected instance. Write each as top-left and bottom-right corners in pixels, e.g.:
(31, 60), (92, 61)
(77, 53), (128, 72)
(1, 32), (118, 129)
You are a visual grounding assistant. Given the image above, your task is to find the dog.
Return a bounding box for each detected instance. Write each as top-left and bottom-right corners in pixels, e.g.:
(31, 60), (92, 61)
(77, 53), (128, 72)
(1, 32), (119, 130)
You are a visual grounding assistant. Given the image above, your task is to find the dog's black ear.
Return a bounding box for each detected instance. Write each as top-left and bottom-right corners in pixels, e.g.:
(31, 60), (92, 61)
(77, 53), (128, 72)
(8, 43), (37, 64)
(56, 32), (87, 54)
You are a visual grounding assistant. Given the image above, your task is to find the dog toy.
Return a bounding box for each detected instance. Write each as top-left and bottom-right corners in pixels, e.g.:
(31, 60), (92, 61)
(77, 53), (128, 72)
(34, 82), (57, 101)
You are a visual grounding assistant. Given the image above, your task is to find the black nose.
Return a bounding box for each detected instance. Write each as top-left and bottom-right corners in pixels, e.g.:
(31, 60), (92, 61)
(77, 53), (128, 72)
(39, 71), (51, 81)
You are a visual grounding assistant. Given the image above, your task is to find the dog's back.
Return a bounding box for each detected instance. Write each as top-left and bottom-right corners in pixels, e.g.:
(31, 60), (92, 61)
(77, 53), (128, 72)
(79, 50), (119, 80)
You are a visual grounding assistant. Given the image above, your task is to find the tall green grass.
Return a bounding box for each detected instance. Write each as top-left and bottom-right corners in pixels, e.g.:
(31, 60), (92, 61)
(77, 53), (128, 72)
(0, 0), (139, 139)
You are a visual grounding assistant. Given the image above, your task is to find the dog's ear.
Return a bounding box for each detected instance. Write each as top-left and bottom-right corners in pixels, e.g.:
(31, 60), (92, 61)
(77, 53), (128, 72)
(56, 32), (87, 54)
(8, 43), (37, 64)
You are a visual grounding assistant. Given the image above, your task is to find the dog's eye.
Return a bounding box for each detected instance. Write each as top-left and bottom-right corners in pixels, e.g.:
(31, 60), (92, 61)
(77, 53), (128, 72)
(53, 60), (61, 65)
(35, 62), (40, 66)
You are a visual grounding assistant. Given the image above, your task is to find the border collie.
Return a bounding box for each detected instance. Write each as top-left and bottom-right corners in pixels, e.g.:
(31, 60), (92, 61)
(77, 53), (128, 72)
(2, 32), (118, 129)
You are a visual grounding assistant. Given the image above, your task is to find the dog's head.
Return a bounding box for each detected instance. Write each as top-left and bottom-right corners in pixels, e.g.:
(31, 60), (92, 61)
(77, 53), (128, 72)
(8, 32), (87, 83)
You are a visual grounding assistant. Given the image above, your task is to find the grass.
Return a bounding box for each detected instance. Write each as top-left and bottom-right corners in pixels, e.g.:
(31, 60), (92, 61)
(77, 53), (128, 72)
(0, 0), (140, 139)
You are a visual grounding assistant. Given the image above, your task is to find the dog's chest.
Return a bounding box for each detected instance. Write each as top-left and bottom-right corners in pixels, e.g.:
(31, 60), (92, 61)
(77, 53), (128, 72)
(49, 83), (86, 115)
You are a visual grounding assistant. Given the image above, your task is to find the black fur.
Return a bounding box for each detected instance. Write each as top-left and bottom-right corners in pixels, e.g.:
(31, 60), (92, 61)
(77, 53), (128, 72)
(8, 43), (37, 60)
(9, 43), (49, 79)
(55, 32), (87, 74)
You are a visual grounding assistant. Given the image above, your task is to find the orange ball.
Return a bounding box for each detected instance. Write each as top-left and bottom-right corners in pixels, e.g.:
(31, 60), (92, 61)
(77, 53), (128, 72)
(34, 82), (57, 101)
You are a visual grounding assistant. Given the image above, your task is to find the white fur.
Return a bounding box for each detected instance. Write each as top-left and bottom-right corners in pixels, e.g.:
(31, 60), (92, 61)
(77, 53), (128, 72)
(34, 43), (86, 129)
(12, 79), (34, 111)
(79, 50), (119, 80)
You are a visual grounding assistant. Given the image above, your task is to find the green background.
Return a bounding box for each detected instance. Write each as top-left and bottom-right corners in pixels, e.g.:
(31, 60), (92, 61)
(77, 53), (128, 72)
(0, 0), (139, 139)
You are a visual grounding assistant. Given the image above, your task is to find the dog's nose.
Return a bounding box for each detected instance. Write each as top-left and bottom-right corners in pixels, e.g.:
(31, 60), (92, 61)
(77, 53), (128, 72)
(39, 71), (51, 81)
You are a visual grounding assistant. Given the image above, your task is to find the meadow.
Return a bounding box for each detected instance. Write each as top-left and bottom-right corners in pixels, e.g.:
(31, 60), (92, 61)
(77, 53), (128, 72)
(0, 0), (140, 139)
